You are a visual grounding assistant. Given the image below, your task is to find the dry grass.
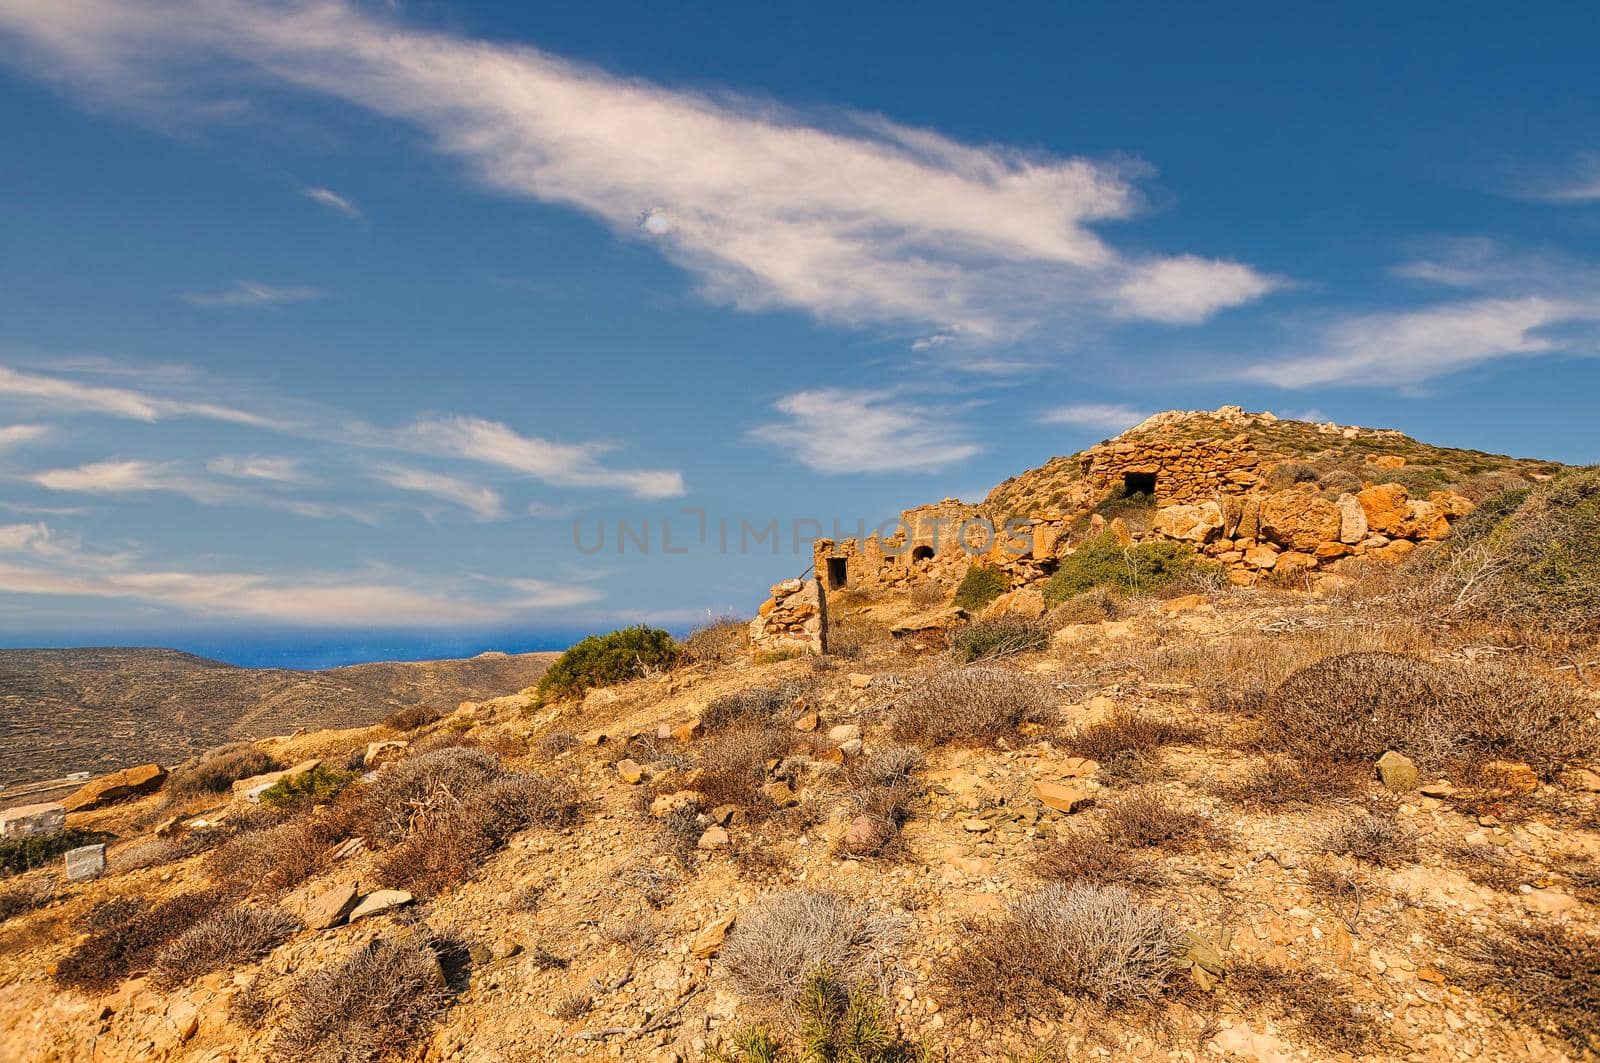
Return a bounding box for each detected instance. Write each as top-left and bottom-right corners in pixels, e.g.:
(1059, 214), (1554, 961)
(948, 617), (1051, 662)
(720, 891), (905, 1008)
(1225, 961), (1385, 1053)
(1255, 651), (1598, 777)
(700, 682), (809, 733)
(375, 773), (581, 898)
(54, 888), (234, 992)
(382, 704), (442, 732)
(0, 879), (55, 924)
(208, 812), (348, 896)
(164, 741), (280, 800)
(1031, 831), (1167, 889)
(1320, 812), (1418, 867)
(835, 746), (923, 858)
(1047, 587), (1121, 626)
(550, 990), (593, 1021)
(1212, 755), (1360, 807)
(150, 905), (300, 988)
(943, 884), (1187, 1018)
(1063, 708), (1203, 763)
(1446, 920), (1600, 1057)
(696, 723), (796, 810)
(888, 666), (1055, 746)
(680, 615), (749, 665)
(1100, 790), (1228, 851)
(534, 731), (580, 759)
(1443, 843), (1528, 894)
(274, 933), (456, 1063)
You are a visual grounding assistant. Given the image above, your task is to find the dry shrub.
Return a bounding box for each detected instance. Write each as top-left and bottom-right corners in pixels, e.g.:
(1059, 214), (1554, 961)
(165, 741), (280, 799)
(231, 976), (273, 1030)
(534, 731), (580, 759)
(836, 746), (923, 858)
(274, 934), (456, 1063)
(550, 990), (592, 1021)
(888, 666), (1055, 746)
(0, 879), (55, 924)
(151, 905), (300, 988)
(1558, 856), (1600, 903)
(943, 884), (1186, 1018)
(720, 891), (905, 1008)
(697, 723), (795, 810)
(1100, 790), (1227, 851)
(1064, 707), (1202, 763)
(601, 916), (661, 954)
(655, 804), (705, 869)
(54, 888), (233, 992)
(382, 704), (441, 732)
(1442, 843), (1526, 894)
(509, 882), (548, 913)
(1320, 812), (1417, 867)
(1225, 962), (1384, 1053)
(1258, 652), (1597, 777)
(909, 580), (949, 609)
(948, 617), (1051, 662)
(208, 812), (348, 896)
(828, 613), (892, 659)
(375, 773), (581, 898)
(1213, 755), (1360, 807)
(1048, 587), (1120, 626)
(1031, 831), (1166, 889)
(347, 747), (503, 844)
(111, 829), (229, 874)
(701, 682), (809, 733)
(1446, 920), (1600, 1056)
(681, 616), (749, 665)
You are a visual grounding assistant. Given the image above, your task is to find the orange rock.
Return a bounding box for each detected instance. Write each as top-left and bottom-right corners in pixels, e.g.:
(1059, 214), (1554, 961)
(1034, 780), (1094, 813)
(63, 763), (166, 812)
(1356, 483), (1410, 537)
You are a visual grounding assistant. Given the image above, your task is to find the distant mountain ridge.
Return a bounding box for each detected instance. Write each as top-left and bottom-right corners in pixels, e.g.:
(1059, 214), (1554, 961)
(0, 647), (557, 786)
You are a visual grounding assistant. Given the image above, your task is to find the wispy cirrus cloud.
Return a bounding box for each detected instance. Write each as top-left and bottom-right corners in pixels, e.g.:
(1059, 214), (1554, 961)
(0, 424), (48, 450)
(0, 365), (279, 426)
(406, 415), (685, 499)
(301, 185), (361, 218)
(207, 454), (309, 484)
(372, 464), (505, 521)
(750, 389), (981, 474)
(180, 280), (326, 308)
(0, 0), (1278, 346)
(1036, 402), (1149, 433)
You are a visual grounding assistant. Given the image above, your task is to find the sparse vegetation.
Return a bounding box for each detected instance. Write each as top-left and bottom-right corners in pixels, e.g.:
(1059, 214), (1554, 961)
(720, 891), (904, 1008)
(150, 905), (300, 988)
(535, 625), (679, 703)
(709, 968), (922, 1062)
(888, 665), (1054, 745)
(943, 883), (1187, 1017)
(1048, 587), (1120, 625)
(55, 888), (233, 992)
(1, 828), (105, 876)
(258, 763), (357, 810)
(1063, 708), (1201, 763)
(1226, 961), (1384, 1053)
(836, 746), (922, 858)
(1446, 920), (1600, 1056)
(0, 878), (55, 923)
(701, 682), (807, 732)
(1032, 830), (1166, 889)
(165, 741), (280, 799)
(682, 615), (749, 665)
(697, 724), (796, 810)
(274, 933), (457, 1063)
(1100, 790), (1227, 851)
(382, 704), (442, 732)
(948, 616), (1050, 661)
(1320, 811), (1418, 866)
(1042, 532), (1213, 603)
(952, 564), (1009, 611)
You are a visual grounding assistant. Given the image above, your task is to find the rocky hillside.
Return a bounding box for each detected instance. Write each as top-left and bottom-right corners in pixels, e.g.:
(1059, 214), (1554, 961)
(2, 570), (1597, 1063)
(0, 649), (557, 787)
(985, 406), (1563, 519)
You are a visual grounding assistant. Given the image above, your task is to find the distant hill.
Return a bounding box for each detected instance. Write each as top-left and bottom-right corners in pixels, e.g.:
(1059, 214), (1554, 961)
(0, 647), (557, 786)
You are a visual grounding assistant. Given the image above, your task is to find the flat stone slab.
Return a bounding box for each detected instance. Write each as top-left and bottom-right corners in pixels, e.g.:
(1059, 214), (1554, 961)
(63, 763), (166, 813)
(0, 801), (66, 839)
(347, 889), (413, 923)
(305, 880), (362, 929)
(64, 843), (106, 882)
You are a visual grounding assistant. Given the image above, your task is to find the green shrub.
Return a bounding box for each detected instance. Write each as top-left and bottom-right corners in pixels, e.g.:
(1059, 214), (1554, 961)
(952, 564), (1008, 611)
(258, 764), (357, 810)
(708, 968), (921, 1062)
(1042, 532), (1209, 604)
(535, 626), (679, 702)
(1, 829), (105, 876)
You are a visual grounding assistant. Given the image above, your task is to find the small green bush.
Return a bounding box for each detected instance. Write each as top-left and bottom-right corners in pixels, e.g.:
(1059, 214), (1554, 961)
(535, 626), (679, 702)
(1, 829), (105, 876)
(258, 764), (357, 810)
(952, 565), (1008, 611)
(1042, 532), (1210, 604)
(708, 968), (921, 1062)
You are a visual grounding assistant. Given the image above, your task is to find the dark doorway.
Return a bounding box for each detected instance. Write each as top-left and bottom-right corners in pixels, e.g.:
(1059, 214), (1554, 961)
(825, 556), (848, 590)
(1123, 472), (1157, 498)
(910, 545), (935, 564)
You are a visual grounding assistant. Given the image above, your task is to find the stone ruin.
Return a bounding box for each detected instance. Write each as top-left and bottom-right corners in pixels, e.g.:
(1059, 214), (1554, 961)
(746, 406), (1501, 655)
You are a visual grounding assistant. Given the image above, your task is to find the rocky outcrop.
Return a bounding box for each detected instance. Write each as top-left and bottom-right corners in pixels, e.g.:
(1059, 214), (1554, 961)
(748, 577), (827, 656)
(62, 763), (166, 813)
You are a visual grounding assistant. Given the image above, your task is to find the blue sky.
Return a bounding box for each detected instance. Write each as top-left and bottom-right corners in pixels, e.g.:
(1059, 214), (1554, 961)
(0, 1), (1597, 666)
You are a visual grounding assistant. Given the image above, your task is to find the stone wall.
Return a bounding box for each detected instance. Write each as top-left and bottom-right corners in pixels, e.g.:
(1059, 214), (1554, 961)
(747, 576), (828, 656)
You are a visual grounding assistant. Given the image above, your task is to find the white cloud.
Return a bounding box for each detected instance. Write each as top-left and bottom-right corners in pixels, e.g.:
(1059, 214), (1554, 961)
(0, 365), (276, 426)
(1521, 153), (1600, 203)
(407, 415), (684, 499)
(32, 459), (202, 496)
(1037, 402), (1148, 433)
(0, 522), (601, 626)
(0, 0), (1277, 342)
(207, 454), (308, 483)
(1112, 255), (1281, 324)
(372, 464), (505, 521)
(180, 280), (326, 308)
(302, 185), (361, 218)
(0, 424), (48, 449)
(750, 389), (981, 474)
(1244, 296), (1576, 389)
